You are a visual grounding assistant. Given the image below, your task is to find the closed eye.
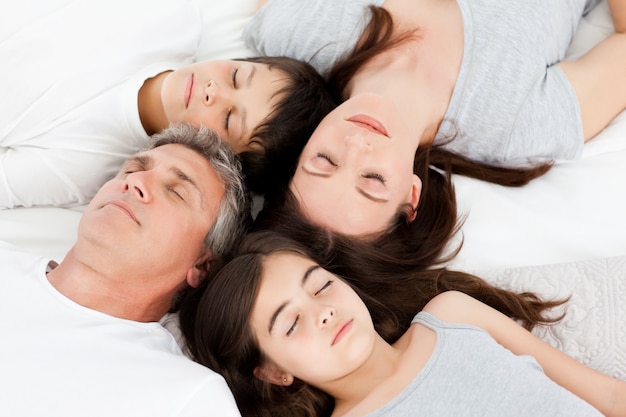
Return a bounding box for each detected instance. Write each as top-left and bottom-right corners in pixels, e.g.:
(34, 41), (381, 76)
(231, 67), (239, 88)
(119, 156), (149, 177)
(169, 187), (185, 201)
(363, 172), (386, 183)
(224, 109), (232, 131)
(316, 152), (337, 167)
(222, 68), (239, 132)
(315, 280), (333, 296)
(286, 315), (300, 336)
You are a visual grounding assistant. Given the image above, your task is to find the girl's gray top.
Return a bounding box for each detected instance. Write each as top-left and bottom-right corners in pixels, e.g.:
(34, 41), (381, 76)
(244, 0), (600, 165)
(364, 311), (602, 416)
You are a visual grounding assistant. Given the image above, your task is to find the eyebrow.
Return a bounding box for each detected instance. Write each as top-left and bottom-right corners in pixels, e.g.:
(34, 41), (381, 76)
(357, 187), (388, 203)
(267, 264), (320, 335)
(302, 164), (331, 178)
(172, 167), (205, 206)
(125, 154), (151, 171)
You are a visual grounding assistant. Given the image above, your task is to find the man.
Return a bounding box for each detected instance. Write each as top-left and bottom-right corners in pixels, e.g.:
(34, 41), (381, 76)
(0, 124), (249, 416)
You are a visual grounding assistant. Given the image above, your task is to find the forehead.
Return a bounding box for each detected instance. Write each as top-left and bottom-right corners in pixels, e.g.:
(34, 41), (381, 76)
(290, 179), (389, 236)
(262, 252), (309, 282)
(148, 144), (225, 206)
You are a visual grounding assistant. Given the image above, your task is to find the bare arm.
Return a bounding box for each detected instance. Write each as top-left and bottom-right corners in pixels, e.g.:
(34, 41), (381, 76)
(257, 0), (269, 10)
(609, 0), (626, 32)
(425, 291), (626, 417)
(558, 33), (626, 141)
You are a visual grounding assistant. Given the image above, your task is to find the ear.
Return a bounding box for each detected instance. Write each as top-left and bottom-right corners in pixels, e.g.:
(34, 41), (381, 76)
(253, 363), (294, 386)
(407, 174), (422, 223)
(185, 251), (213, 288)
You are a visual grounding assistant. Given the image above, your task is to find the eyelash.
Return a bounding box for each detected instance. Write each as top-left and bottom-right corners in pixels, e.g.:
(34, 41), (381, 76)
(224, 110), (232, 131)
(169, 188), (184, 201)
(223, 67), (239, 131)
(363, 172), (386, 183)
(231, 67), (239, 88)
(287, 316), (299, 336)
(316, 152), (337, 166)
(315, 280), (333, 296)
(286, 280), (333, 336)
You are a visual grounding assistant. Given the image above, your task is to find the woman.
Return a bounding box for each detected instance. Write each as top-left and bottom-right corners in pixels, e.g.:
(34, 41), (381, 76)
(247, 0), (625, 166)
(0, 0), (335, 208)
(246, 0), (626, 237)
(179, 232), (625, 417)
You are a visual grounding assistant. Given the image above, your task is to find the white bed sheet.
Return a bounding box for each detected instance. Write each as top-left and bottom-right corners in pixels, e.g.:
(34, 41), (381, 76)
(0, 0), (624, 381)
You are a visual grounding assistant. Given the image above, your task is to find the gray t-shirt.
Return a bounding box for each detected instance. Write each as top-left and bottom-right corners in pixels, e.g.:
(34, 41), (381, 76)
(244, 0), (600, 164)
(363, 311), (602, 417)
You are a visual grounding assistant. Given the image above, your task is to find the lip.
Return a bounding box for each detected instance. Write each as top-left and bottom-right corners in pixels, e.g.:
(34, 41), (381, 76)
(184, 73), (194, 109)
(105, 201), (140, 225)
(346, 114), (389, 137)
(331, 319), (353, 346)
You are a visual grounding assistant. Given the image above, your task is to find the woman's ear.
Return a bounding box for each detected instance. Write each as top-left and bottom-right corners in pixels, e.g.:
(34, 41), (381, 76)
(407, 174), (422, 222)
(253, 363), (294, 386)
(186, 251), (213, 288)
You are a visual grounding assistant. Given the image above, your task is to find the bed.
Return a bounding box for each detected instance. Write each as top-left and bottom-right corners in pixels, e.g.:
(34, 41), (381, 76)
(1, 0), (624, 380)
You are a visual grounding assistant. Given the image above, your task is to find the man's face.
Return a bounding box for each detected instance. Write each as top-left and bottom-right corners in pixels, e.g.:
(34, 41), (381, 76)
(79, 144), (225, 288)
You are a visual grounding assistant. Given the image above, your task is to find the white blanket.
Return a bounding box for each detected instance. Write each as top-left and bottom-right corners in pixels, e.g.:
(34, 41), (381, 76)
(0, 0), (624, 381)
(476, 255), (626, 380)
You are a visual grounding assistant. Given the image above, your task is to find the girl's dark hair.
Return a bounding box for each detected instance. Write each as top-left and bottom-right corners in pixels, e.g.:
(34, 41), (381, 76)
(179, 233), (334, 417)
(236, 56), (337, 194)
(327, 6), (552, 187)
(179, 231), (566, 417)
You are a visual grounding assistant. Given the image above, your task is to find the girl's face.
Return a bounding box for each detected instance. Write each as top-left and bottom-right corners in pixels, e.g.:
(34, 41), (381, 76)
(250, 252), (376, 387)
(290, 93), (421, 237)
(161, 60), (286, 153)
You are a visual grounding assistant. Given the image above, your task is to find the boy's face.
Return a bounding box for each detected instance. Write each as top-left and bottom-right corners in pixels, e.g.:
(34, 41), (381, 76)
(161, 60), (286, 153)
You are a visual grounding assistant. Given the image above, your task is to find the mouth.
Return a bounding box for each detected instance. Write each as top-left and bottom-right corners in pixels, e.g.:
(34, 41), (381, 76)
(105, 201), (140, 225)
(184, 73), (194, 109)
(346, 114), (389, 137)
(332, 319), (353, 346)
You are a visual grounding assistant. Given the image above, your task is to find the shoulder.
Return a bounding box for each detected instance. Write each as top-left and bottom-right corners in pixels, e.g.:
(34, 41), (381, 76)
(422, 290), (478, 316)
(421, 291), (503, 331)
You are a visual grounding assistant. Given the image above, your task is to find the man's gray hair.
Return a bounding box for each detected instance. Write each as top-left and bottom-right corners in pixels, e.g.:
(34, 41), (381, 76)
(150, 123), (251, 259)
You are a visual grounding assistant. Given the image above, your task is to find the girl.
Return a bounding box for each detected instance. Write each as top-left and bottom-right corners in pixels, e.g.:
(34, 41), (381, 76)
(0, 0), (335, 208)
(180, 232), (626, 417)
(246, 0), (626, 185)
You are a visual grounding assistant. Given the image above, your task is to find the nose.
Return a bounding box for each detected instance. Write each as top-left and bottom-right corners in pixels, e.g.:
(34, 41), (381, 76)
(344, 131), (373, 151)
(319, 306), (335, 327)
(123, 171), (152, 203)
(203, 80), (229, 106)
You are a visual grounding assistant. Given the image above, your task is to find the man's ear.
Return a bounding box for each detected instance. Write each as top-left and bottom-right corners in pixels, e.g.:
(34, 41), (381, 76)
(407, 174), (422, 222)
(253, 363), (294, 386)
(185, 251), (213, 288)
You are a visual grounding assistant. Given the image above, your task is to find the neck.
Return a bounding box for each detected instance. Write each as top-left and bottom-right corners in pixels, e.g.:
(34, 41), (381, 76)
(46, 248), (173, 322)
(348, 0), (463, 145)
(323, 335), (402, 416)
(138, 70), (171, 135)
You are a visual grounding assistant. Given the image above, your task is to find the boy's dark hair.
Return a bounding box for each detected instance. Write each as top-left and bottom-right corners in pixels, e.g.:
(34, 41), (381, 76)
(237, 56), (337, 194)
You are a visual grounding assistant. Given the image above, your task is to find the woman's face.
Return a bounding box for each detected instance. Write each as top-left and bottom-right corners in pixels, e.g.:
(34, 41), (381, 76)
(290, 93), (421, 236)
(250, 252), (376, 387)
(160, 60), (286, 153)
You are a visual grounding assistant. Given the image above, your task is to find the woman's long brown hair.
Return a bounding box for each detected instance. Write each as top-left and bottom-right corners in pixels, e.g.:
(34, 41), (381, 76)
(327, 6), (552, 187)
